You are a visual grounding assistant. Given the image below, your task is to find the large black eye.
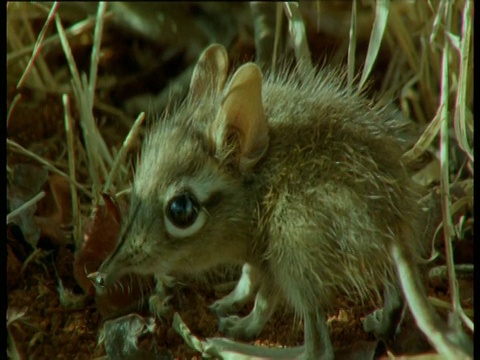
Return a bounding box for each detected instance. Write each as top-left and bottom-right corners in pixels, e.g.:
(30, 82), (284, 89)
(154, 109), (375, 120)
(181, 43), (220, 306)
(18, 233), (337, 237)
(166, 192), (200, 228)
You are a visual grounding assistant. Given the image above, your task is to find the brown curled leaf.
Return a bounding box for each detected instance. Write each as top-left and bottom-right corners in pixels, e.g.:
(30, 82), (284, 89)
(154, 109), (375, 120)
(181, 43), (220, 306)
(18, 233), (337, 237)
(73, 193), (154, 319)
(33, 174), (73, 247)
(73, 193), (123, 295)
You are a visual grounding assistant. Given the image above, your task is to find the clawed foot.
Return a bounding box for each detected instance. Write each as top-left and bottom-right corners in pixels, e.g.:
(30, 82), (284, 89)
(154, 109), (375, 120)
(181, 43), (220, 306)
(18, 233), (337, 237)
(209, 264), (275, 342)
(363, 308), (386, 333)
(210, 296), (265, 340)
(209, 297), (243, 317)
(218, 314), (263, 339)
(212, 284), (274, 340)
(210, 263), (259, 318)
(148, 293), (171, 319)
(363, 307), (401, 340)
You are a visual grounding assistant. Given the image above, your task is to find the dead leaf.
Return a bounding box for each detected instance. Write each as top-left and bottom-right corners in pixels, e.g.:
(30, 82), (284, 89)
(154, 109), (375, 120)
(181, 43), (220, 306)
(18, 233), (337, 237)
(73, 193), (154, 318)
(73, 193), (123, 295)
(33, 174), (73, 247)
(102, 313), (170, 359)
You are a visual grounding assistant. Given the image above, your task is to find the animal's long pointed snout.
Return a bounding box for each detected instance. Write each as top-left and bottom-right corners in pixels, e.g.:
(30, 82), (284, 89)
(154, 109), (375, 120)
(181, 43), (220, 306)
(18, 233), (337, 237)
(87, 201), (141, 289)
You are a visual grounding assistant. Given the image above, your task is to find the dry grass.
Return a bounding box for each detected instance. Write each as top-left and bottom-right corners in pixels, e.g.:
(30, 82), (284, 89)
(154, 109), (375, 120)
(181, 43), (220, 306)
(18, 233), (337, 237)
(6, 1), (473, 358)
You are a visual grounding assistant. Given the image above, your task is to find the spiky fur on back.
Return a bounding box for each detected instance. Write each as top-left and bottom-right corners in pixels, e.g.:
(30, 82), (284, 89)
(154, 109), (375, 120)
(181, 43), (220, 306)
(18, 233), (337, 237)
(247, 67), (425, 315)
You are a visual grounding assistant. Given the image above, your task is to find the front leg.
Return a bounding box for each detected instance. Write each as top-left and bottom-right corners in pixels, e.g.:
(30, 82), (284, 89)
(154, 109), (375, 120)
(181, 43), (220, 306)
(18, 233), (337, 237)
(148, 274), (172, 319)
(218, 281), (277, 340)
(210, 263), (260, 317)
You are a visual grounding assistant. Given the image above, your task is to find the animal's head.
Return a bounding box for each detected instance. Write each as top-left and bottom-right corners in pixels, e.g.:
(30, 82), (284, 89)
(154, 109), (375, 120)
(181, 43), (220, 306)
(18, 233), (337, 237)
(91, 44), (270, 288)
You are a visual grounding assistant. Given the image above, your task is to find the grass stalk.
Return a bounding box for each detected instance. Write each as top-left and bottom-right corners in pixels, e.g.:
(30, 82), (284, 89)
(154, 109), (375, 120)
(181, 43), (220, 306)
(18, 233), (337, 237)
(6, 191), (46, 224)
(16, 2), (59, 89)
(7, 139), (92, 198)
(103, 112), (145, 194)
(62, 94), (82, 248)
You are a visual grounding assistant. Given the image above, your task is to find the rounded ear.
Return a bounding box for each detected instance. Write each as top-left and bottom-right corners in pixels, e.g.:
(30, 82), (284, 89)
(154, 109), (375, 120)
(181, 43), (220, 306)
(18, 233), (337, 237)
(189, 44), (229, 101)
(212, 63), (269, 173)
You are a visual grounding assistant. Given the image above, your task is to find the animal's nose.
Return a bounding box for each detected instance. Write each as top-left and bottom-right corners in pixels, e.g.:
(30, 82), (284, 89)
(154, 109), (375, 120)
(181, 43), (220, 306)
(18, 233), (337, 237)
(87, 271), (107, 288)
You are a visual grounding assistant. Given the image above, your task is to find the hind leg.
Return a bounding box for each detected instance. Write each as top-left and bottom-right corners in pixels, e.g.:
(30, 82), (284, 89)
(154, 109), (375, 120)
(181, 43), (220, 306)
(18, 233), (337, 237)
(301, 310), (334, 360)
(363, 281), (405, 341)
